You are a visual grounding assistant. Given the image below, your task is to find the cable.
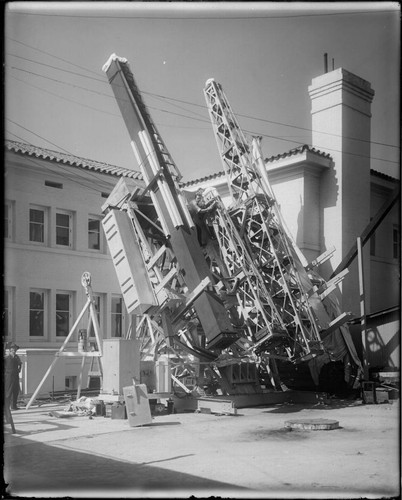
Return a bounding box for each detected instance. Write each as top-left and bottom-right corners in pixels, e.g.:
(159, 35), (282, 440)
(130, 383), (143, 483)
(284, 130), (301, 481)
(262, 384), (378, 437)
(246, 130), (399, 165)
(7, 59), (399, 153)
(10, 75), (207, 131)
(5, 132), (129, 195)
(6, 51), (399, 165)
(5, 40), (399, 151)
(6, 121), (129, 188)
(6, 37), (101, 77)
(8, 67), (211, 125)
(9, 74), (119, 117)
(9, 66), (113, 98)
(7, 52), (106, 83)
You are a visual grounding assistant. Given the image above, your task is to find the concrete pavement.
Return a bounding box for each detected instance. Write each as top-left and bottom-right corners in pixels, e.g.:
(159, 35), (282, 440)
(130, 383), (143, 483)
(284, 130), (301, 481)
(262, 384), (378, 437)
(3, 398), (400, 498)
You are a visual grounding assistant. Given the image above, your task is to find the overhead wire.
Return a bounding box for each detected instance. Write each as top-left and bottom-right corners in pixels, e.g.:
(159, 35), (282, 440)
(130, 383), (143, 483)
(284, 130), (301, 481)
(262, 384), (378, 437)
(5, 43), (400, 151)
(5, 122), (143, 195)
(7, 64), (399, 157)
(6, 131), (117, 196)
(6, 50), (399, 150)
(5, 42), (400, 168)
(5, 119), (134, 189)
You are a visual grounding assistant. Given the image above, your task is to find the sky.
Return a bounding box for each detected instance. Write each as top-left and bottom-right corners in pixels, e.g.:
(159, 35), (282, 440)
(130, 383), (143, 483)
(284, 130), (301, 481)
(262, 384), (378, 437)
(5, 2), (401, 182)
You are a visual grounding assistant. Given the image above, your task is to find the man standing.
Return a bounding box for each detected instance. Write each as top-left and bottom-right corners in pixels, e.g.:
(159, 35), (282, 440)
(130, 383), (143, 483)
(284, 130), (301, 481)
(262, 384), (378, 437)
(188, 188), (217, 246)
(4, 342), (22, 410)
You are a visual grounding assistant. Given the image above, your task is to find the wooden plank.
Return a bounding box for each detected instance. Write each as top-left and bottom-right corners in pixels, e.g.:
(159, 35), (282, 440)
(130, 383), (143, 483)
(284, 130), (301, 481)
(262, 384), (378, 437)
(321, 311), (354, 338)
(57, 352), (102, 357)
(305, 246), (335, 271)
(197, 398), (237, 415)
(357, 236), (369, 380)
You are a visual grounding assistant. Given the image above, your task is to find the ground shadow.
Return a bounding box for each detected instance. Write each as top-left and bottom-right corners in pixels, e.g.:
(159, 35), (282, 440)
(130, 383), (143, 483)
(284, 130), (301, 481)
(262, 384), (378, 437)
(4, 441), (249, 498)
(261, 398), (364, 414)
(147, 421), (181, 427)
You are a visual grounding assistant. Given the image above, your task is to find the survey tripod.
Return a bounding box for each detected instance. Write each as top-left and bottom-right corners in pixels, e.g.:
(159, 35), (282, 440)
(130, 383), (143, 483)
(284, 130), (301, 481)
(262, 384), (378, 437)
(25, 272), (103, 410)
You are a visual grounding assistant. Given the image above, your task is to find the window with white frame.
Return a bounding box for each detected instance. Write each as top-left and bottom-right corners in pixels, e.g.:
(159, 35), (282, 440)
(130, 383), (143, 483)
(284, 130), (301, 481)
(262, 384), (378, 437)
(88, 217), (101, 251)
(56, 211), (73, 247)
(4, 201), (13, 241)
(29, 206), (47, 244)
(393, 225), (400, 260)
(111, 296), (124, 338)
(29, 289), (46, 337)
(56, 292), (72, 337)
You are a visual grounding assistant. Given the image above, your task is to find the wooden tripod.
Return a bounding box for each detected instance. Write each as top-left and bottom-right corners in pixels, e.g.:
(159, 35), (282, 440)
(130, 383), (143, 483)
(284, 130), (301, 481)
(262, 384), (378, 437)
(25, 272), (103, 410)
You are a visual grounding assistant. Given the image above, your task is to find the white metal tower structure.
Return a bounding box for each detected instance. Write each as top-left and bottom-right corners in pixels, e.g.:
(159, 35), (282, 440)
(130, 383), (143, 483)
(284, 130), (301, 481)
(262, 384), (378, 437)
(203, 78), (348, 363)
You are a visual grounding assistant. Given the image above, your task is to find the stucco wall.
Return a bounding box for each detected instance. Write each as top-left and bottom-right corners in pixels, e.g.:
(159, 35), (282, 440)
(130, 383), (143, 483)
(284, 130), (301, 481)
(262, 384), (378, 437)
(5, 154), (130, 350)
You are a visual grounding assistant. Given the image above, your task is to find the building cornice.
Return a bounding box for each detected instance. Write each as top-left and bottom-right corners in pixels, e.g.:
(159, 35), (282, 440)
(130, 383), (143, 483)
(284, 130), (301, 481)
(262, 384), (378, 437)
(308, 68), (375, 104)
(5, 140), (143, 180)
(182, 144), (332, 188)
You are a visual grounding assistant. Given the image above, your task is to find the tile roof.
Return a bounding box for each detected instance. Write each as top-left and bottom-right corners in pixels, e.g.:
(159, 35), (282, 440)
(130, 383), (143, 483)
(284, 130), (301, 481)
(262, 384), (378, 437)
(265, 144), (332, 163)
(370, 169), (399, 183)
(5, 140), (143, 180)
(182, 144), (332, 187)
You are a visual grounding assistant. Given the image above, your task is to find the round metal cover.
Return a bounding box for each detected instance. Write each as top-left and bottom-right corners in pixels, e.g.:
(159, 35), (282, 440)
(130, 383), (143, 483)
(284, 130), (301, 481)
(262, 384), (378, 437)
(284, 418), (340, 430)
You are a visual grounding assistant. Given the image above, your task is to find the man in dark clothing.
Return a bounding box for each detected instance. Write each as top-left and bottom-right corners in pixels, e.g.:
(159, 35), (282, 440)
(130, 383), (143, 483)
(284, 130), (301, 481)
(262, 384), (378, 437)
(4, 342), (22, 410)
(188, 188), (217, 246)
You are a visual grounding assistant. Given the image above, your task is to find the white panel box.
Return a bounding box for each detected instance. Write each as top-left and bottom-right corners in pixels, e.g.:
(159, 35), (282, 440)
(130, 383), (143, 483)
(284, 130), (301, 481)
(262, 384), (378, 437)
(102, 339), (141, 395)
(102, 209), (157, 314)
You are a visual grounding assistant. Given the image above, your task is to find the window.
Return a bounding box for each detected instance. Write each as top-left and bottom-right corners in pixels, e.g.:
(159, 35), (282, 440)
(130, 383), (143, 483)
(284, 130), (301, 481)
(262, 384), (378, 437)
(65, 376), (77, 390)
(45, 180), (63, 189)
(4, 201), (13, 240)
(88, 295), (101, 338)
(393, 226), (400, 260)
(88, 218), (101, 250)
(56, 292), (71, 337)
(29, 207), (46, 244)
(30, 290), (46, 337)
(56, 211), (72, 247)
(111, 296), (123, 338)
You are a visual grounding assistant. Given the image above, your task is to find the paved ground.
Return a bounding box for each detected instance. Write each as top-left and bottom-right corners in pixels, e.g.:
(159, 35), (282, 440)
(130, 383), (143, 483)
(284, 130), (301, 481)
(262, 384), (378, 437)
(3, 397), (400, 499)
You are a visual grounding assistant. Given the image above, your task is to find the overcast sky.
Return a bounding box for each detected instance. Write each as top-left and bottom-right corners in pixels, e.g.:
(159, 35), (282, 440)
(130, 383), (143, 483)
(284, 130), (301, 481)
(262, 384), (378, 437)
(5, 2), (400, 182)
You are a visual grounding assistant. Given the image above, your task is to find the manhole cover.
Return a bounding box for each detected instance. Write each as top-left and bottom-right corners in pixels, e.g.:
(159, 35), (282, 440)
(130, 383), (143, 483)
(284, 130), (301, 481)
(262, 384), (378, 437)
(284, 418), (339, 430)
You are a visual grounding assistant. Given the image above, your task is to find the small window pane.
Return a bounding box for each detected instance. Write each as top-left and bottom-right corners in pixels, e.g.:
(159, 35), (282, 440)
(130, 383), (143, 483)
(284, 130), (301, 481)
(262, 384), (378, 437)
(111, 297), (123, 338)
(56, 213), (70, 227)
(56, 213), (70, 246)
(30, 209), (45, 243)
(88, 219), (100, 250)
(4, 204), (9, 239)
(30, 291), (44, 336)
(56, 293), (70, 337)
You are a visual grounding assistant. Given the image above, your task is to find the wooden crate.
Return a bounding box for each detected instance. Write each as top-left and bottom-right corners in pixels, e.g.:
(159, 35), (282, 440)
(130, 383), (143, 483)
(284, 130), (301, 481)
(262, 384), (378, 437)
(362, 382), (376, 404)
(375, 388), (389, 404)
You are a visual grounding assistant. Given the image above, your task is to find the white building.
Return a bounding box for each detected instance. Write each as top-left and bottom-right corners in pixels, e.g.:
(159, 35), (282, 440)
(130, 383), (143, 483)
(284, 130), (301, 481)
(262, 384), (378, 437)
(4, 67), (399, 395)
(183, 68), (400, 317)
(4, 143), (144, 394)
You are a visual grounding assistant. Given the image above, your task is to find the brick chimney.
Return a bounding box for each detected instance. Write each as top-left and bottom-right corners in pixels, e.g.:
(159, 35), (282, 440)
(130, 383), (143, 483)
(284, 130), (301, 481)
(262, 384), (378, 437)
(308, 68), (375, 313)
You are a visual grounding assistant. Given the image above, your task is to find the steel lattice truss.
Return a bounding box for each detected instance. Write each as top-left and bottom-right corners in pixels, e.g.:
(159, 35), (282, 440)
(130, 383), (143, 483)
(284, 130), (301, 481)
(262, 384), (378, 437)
(100, 55), (358, 396)
(101, 56), (239, 392)
(204, 78), (331, 362)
